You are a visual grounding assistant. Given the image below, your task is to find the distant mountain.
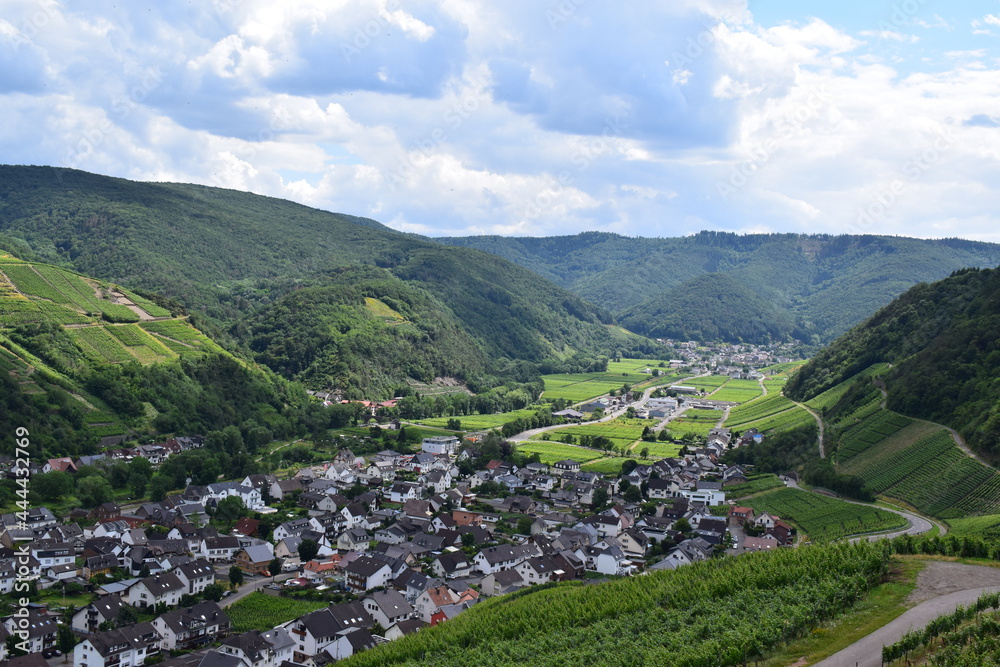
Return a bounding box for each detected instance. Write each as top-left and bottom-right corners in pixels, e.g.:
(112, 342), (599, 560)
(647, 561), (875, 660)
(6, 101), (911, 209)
(439, 231), (1000, 344)
(0, 166), (656, 396)
(785, 267), (1000, 458)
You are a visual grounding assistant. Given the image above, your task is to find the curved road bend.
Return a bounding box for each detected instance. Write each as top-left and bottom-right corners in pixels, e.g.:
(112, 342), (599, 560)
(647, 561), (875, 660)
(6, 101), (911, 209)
(815, 584), (1000, 667)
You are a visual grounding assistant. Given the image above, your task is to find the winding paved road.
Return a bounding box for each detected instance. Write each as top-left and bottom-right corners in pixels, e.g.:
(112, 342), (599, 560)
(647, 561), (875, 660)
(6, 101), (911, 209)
(815, 583), (1000, 667)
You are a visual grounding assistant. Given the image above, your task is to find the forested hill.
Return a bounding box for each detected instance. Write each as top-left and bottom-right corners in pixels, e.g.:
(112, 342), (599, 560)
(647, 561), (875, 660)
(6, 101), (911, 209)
(785, 267), (1000, 458)
(438, 231), (1000, 344)
(0, 166), (655, 396)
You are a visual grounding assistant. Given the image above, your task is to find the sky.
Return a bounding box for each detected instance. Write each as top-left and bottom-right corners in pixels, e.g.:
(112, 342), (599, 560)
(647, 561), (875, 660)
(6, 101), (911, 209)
(1, 0), (999, 242)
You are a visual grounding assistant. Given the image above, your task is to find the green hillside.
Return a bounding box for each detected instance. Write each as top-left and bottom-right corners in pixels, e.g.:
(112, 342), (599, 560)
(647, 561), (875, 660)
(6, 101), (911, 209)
(0, 166), (656, 395)
(786, 267), (1000, 459)
(0, 252), (330, 461)
(440, 231), (1000, 344)
(618, 271), (797, 342)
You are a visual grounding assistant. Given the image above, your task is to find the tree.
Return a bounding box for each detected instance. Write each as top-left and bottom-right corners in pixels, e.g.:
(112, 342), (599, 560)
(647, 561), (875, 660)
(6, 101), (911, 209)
(269, 558), (282, 578)
(624, 485), (643, 503)
(203, 583), (224, 602)
(77, 476), (114, 508)
(640, 446), (650, 459)
(298, 538), (319, 563)
(590, 488), (609, 511)
(214, 496), (247, 526)
(115, 605), (138, 628)
(57, 624), (77, 657)
(460, 532), (475, 548)
(516, 517), (534, 535)
(31, 471), (74, 501)
(128, 470), (149, 499)
(228, 565), (244, 588)
(148, 474), (172, 502)
(5, 635), (25, 658)
(673, 517), (693, 534)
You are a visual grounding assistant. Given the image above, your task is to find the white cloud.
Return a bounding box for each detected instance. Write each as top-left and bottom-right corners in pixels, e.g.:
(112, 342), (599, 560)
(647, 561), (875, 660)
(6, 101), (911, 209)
(0, 1), (997, 242)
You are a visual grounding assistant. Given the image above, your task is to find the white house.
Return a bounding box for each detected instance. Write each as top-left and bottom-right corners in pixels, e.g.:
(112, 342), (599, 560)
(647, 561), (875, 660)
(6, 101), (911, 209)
(421, 436), (459, 456)
(127, 572), (185, 609)
(72, 622), (161, 667)
(363, 590), (414, 628)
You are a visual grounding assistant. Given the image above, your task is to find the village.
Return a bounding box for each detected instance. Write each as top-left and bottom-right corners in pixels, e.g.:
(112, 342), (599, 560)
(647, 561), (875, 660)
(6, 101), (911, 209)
(0, 419), (791, 667)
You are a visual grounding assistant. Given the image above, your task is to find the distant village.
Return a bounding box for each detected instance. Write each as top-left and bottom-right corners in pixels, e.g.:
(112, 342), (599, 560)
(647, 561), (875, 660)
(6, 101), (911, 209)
(0, 418), (793, 667)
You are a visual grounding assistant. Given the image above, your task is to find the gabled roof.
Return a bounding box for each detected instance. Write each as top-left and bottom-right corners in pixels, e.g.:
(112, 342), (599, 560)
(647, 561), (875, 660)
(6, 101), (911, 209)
(157, 601), (229, 634)
(138, 572), (184, 596)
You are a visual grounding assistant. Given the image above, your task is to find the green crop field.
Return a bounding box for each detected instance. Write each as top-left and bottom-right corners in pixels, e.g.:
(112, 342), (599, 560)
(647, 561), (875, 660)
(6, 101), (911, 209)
(684, 375), (730, 390)
(725, 394), (796, 427)
(227, 592), (328, 632)
(517, 441), (604, 464)
(670, 409), (724, 437)
(834, 409), (915, 461)
(580, 458), (634, 474)
(736, 407), (815, 433)
(709, 378), (763, 403)
(69, 326), (135, 363)
(745, 488), (906, 542)
(416, 409), (541, 431)
(541, 358), (686, 404)
(724, 474), (785, 498)
(839, 422), (1000, 518)
(538, 418), (652, 450)
(631, 441), (683, 459)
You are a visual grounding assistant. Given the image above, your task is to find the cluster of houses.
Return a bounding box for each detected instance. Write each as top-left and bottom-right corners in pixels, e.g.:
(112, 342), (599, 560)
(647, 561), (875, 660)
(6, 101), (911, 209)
(0, 428), (789, 667)
(651, 340), (797, 376)
(3, 438), (205, 479)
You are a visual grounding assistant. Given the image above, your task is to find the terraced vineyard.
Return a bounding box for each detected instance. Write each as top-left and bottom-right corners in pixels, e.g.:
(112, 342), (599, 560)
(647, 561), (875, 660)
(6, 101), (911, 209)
(841, 426), (1000, 518)
(745, 488), (906, 542)
(804, 363), (891, 413)
(725, 394), (796, 427)
(724, 474), (785, 498)
(834, 409), (914, 461)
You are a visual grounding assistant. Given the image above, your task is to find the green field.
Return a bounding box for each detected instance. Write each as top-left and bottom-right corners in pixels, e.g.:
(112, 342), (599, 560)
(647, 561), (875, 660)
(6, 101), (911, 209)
(745, 488), (907, 542)
(709, 378), (763, 403)
(416, 408), (540, 431)
(227, 592), (327, 632)
(946, 514), (1000, 538)
(725, 393), (796, 428)
(541, 358), (686, 404)
(537, 417), (652, 451)
(724, 474), (785, 498)
(630, 440), (683, 459)
(684, 375), (730, 391)
(517, 441), (604, 464)
(736, 407), (815, 433)
(670, 409), (724, 437)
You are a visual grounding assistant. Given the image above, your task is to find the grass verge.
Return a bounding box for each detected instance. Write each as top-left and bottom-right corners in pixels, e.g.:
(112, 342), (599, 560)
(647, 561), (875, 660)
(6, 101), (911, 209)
(760, 557), (924, 666)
